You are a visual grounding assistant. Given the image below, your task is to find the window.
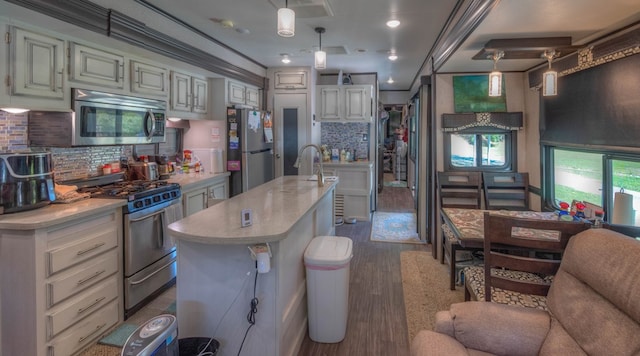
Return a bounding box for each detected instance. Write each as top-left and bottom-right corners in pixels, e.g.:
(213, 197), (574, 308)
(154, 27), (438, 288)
(544, 146), (640, 227)
(444, 129), (515, 171)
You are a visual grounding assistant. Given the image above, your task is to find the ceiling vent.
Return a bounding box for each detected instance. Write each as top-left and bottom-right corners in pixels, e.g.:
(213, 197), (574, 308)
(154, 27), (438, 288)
(268, 0), (334, 18)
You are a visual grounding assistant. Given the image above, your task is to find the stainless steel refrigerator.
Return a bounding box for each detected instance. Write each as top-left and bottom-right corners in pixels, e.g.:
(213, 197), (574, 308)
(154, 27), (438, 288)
(226, 108), (275, 197)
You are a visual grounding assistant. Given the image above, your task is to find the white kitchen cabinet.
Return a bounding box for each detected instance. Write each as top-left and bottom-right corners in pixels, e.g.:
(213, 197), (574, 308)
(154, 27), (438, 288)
(180, 175), (230, 216)
(274, 70), (307, 89)
(210, 78), (261, 120)
(183, 187), (207, 217)
(170, 71), (208, 118)
(323, 163), (373, 221)
(1, 25), (68, 110)
(130, 60), (168, 97)
(0, 208), (123, 356)
(70, 42), (125, 89)
(316, 85), (373, 122)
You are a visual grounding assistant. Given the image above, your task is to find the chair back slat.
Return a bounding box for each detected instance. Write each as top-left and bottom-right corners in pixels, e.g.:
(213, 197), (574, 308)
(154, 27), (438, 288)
(438, 171), (482, 209)
(482, 212), (591, 301)
(483, 172), (530, 211)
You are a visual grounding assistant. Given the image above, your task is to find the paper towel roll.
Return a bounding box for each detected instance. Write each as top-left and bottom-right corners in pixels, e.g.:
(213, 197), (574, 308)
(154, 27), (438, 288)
(212, 148), (224, 173)
(612, 191), (635, 225)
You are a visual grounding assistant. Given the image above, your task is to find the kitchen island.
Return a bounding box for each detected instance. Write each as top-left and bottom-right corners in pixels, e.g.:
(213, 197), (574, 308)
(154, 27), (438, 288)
(168, 176), (336, 356)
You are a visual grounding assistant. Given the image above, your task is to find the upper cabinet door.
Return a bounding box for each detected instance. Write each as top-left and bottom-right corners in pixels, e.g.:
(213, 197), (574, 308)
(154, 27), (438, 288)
(228, 81), (245, 105)
(130, 60), (168, 97)
(171, 71), (192, 112)
(344, 86), (371, 121)
(70, 43), (125, 89)
(318, 86), (341, 120)
(245, 87), (259, 108)
(274, 71), (307, 89)
(192, 77), (208, 114)
(11, 27), (65, 99)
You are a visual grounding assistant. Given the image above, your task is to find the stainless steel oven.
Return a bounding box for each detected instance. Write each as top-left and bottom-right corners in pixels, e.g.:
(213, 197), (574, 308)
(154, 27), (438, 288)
(123, 195), (182, 317)
(78, 179), (182, 318)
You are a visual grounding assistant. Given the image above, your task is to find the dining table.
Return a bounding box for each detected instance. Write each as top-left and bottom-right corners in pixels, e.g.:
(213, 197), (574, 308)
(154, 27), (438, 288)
(440, 207), (561, 249)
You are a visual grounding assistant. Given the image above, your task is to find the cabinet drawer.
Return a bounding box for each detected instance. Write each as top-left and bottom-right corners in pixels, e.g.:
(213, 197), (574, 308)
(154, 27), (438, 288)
(47, 249), (118, 307)
(47, 299), (119, 356)
(47, 226), (118, 276)
(47, 275), (118, 339)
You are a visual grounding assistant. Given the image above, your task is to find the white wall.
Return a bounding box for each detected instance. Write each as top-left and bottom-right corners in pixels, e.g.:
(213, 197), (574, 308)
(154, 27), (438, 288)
(379, 91), (413, 105)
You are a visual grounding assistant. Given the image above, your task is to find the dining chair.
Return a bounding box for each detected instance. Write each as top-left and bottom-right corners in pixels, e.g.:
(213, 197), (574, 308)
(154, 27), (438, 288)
(482, 172), (531, 211)
(437, 171), (483, 290)
(463, 212), (591, 310)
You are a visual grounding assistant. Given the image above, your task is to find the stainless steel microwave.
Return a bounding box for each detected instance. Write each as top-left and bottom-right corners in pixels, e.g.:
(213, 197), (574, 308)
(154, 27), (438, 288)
(29, 89), (167, 147)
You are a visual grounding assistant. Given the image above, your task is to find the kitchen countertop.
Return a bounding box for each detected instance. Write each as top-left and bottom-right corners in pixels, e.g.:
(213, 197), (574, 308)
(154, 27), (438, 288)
(323, 161), (373, 167)
(168, 175), (337, 245)
(0, 198), (126, 230)
(167, 171), (230, 192)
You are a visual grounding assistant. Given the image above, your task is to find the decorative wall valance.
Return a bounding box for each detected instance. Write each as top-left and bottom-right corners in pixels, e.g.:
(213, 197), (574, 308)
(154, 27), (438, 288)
(442, 112), (523, 132)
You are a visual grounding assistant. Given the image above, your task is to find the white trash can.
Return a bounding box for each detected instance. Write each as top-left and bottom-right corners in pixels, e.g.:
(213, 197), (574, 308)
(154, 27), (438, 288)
(304, 235), (353, 343)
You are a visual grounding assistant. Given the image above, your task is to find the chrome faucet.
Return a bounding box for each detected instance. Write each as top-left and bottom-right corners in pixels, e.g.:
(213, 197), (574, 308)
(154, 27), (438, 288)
(293, 144), (325, 187)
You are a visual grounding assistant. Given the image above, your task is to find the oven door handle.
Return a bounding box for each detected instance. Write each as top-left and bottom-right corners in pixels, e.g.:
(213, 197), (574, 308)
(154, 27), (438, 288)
(129, 259), (175, 285)
(159, 209), (167, 249)
(128, 209), (164, 222)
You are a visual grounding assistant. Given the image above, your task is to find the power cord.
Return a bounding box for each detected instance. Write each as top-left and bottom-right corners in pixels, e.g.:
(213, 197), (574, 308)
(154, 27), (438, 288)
(237, 263), (260, 356)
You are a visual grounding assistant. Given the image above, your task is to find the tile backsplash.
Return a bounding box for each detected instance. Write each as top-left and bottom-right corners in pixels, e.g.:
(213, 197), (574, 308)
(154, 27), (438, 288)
(1, 111), (131, 181)
(321, 122), (370, 160)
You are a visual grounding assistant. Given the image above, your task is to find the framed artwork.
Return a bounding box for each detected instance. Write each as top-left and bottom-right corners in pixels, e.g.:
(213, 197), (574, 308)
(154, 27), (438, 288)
(453, 75), (507, 113)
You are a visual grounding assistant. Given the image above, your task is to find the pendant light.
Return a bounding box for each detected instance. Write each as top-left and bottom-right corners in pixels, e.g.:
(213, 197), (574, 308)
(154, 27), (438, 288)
(488, 51), (504, 97)
(314, 27), (326, 70)
(542, 50), (558, 96)
(277, 0), (295, 37)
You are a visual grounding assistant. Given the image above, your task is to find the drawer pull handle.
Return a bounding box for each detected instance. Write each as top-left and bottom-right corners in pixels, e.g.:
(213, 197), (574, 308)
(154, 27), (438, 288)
(78, 323), (107, 343)
(77, 270), (106, 285)
(76, 242), (106, 256)
(77, 296), (106, 314)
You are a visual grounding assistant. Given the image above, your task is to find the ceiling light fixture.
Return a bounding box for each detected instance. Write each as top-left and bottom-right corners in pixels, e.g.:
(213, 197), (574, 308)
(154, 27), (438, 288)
(386, 20), (400, 28)
(277, 0), (295, 37)
(388, 53), (398, 61)
(281, 54), (291, 64)
(488, 51), (504, 97)
(387, 77), (394, 84)
(314, 27), (326, 70)
(542, 50), (558, 96)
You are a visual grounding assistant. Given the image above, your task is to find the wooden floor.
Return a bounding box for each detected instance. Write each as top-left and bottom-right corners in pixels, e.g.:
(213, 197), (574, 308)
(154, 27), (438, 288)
(297, 182), (429, 356)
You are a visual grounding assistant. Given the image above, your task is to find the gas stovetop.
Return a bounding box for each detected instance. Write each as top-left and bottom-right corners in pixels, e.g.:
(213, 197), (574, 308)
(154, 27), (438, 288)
(79, 180), (181, 214)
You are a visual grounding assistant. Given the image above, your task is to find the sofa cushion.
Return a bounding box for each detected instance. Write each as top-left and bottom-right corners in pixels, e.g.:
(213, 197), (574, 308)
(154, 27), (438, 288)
(411, 330), (471, 356)
(546, 229), (640, 355)
(539, 318), (586, 356)
(448, 302), (549, 356)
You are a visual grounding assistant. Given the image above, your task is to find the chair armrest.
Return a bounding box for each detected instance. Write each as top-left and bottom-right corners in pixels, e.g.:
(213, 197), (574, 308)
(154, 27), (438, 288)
(434, 310), (455, 337)
(411, 330), (470, 356)
(447, 302), (551, 356)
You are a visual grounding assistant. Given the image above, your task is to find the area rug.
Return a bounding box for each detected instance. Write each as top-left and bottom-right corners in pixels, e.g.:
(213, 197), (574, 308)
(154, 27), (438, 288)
(384, 180), (408, 187)
(401, 250), (465, 343)
(370, 212), (421, 243)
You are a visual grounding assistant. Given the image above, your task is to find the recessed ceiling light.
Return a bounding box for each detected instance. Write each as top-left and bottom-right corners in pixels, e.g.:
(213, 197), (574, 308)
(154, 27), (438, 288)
(388, 53), (398, 61)
(387, 77), (394, 84)
(282, 57), (291, 64)
(386, 20), (400, 28)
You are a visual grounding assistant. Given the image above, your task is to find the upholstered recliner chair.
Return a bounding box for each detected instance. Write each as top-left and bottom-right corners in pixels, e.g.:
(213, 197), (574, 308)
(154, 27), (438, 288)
(411, 228), (640, 356)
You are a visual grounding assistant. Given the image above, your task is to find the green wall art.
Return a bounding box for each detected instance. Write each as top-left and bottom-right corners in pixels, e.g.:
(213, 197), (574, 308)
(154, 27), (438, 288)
(453, 75), (506, 113)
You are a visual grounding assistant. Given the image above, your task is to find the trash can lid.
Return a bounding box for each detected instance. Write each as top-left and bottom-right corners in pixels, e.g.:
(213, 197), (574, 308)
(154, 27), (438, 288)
(304, 236), (353, 266)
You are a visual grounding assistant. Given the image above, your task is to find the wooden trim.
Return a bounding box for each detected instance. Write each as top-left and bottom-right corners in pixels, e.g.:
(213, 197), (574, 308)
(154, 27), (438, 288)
(5, 0), (109, 35)
(529, 23), (640, 88)
(7, 0), (267, 89)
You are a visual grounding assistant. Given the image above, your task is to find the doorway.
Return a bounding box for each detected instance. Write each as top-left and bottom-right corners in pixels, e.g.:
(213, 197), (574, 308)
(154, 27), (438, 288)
(273, 93), (308, 177)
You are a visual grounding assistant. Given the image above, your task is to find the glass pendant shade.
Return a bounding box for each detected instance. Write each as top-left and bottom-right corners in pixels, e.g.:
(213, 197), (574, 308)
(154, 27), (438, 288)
(277, 7), (295, 37)
(543, 70), (558, 96)
(488, 71), (502, 97)
(315, 50), (326, 69)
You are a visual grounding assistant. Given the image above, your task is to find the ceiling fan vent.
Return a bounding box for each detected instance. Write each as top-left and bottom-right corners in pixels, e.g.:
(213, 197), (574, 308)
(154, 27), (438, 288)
(268, 0), (334, 18)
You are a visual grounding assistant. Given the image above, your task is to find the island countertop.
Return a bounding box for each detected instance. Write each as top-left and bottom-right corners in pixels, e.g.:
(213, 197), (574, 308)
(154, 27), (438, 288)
(168, 175), (336, 245)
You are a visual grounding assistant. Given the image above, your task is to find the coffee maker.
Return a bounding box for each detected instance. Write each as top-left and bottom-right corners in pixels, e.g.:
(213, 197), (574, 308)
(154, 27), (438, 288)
(0, 152), (56, 214)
